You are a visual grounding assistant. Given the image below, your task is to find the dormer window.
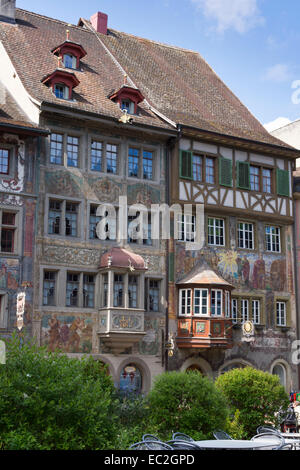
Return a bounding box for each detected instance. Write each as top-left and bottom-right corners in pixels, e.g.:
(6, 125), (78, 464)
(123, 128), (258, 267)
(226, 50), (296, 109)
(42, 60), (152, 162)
(54, 83), (69, 100)
(109, 83), (144, 115)
(121, 99), (134, 115)
(42, 69), (80, 101)
(63, 54), (77, 70)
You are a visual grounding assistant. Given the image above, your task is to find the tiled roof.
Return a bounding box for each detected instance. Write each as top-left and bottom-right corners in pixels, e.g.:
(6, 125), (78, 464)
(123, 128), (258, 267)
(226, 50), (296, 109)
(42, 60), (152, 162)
(0, 8), (296, 148)
(177, 265), (234, 288)
(100, 247), (147, 271)
(0, 9), (174, 131)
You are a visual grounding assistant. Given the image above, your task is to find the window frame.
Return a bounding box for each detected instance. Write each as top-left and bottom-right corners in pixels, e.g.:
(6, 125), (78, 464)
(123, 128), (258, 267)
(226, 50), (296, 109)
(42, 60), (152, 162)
(0, 208), (20, 255)
(47, 196), (82, 240)
(127, 144), (157, 181)
(237, 221), (255, 250)
(179, 288), (192, 316)
(48, 131), (82, 168)
(89, 136), (119, 175)
(265, 225), (281, 253)
(207, 217), (225, 247)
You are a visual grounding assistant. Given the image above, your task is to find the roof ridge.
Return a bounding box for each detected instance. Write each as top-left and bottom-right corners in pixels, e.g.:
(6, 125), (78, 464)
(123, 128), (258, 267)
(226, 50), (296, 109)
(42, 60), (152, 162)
(15, 8), (92, 34)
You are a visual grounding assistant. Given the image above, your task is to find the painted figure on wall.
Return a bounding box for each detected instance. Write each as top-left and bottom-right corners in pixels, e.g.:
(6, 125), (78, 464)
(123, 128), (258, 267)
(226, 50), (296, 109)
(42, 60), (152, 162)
(252, 254), (266, 289)
(67, 318), (85, 353)
(48, 315), (61, 352)
(270, 259), (286, 292)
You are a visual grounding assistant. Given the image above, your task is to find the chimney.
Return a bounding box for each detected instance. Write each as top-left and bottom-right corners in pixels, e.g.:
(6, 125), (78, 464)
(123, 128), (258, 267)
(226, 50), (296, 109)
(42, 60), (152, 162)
(0, 0), (16, 24)
(90, 12), (108, 35)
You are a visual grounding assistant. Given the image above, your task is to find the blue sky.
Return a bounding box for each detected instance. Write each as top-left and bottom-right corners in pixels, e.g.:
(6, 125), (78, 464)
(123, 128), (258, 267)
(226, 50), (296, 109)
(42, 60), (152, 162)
(17, 0), (300, 131)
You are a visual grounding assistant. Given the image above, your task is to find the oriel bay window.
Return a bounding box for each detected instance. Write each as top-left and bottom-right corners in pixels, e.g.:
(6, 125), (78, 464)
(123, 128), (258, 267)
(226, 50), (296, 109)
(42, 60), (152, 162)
(179, 287), (233, 318)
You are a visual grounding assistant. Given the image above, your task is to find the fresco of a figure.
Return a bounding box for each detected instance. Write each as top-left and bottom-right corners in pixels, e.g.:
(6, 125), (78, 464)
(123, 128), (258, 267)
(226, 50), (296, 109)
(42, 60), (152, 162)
(252, 254), (266, 289)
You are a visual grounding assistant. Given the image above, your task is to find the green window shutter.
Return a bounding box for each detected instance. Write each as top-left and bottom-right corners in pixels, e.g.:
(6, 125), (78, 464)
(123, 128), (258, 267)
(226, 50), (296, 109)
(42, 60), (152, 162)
(179, 150), (193, 180)
(237, 161), (250, 189)
(277, 168), (290, 197)
(219, 157), (232, 187)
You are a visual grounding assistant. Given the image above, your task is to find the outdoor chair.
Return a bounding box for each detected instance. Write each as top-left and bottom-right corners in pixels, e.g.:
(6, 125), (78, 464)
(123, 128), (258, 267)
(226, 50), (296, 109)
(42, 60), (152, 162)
(129, 440), (173, 450)
(172, 432), (194, 442)
(166, 440), (202, 450)
(213, 430), (233, 440)
(142, 434), (161, 441)
(251, 432), (285, 450)
(256, 426), (281, 435)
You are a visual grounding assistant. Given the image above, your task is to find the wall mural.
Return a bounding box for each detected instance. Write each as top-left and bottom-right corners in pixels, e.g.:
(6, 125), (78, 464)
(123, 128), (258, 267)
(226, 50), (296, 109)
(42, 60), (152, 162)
(175, 246), (287, 293)
(41, 314), (93, 353)
(0, 258), (19, 290)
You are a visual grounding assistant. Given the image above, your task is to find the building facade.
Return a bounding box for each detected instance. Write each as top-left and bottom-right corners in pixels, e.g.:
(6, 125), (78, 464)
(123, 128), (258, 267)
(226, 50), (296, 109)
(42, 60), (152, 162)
(1, 1), (300, 393)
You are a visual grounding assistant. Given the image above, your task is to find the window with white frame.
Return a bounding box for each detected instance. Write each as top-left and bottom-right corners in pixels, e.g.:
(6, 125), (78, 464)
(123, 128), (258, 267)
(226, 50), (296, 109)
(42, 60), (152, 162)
(225, 291), (231, 318)
(178, 214), (195, 242)
(67, 136), (79, 167)
(193, 155), (203, 182)
(265, 226), (281, 252)
(50, 133), (63, 165)
(208, 217), (225, 246)
(238, 222), (254, 250)
(179, 289), (191, 316)
(232, 298), (238, 323)
(241, 299), (249, 322)
(276, 301), (287, 326)
(252, 299), (260, 325)
(194, 289), (208, 315)
(211, 289), (222, 316)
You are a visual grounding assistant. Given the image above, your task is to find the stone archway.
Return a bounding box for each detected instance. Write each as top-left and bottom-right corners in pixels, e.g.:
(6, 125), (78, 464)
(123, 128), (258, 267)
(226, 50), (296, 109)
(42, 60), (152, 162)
(180, 357), (213, 379)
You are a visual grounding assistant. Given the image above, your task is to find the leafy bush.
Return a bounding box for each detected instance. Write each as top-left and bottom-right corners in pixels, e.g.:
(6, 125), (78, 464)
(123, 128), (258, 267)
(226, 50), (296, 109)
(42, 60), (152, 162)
(0, 334), (119, 450)
(215, 367), (290, 438)
(147, 371), (229, 440)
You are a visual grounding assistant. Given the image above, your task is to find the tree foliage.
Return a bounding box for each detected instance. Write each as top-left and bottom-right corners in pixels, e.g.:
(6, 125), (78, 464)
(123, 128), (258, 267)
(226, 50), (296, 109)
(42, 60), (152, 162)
(0, 334), (118, 450)
(147, 371), (229, 440)
(215, 366), (290, 437)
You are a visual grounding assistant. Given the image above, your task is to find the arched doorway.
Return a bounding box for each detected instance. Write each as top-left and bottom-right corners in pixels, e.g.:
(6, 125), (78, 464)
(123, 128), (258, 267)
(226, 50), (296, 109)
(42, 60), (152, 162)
(119, 363), (142, 395)
(186, 364), (203, 374)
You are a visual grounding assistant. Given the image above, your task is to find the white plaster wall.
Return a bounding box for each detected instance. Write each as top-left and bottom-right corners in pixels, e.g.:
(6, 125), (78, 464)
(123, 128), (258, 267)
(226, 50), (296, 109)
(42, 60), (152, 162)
(0, 41), (40, 123)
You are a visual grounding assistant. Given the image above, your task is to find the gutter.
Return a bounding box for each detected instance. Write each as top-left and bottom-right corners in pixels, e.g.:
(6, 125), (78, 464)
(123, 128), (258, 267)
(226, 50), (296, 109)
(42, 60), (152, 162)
(0, 122), (49, 136)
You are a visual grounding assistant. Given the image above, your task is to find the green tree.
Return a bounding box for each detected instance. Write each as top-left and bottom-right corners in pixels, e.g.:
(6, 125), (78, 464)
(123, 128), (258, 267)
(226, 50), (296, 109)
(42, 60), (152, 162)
(215, 367), (289, 438)
(0, 334), (119, 450)
(147, 371), (229, 440)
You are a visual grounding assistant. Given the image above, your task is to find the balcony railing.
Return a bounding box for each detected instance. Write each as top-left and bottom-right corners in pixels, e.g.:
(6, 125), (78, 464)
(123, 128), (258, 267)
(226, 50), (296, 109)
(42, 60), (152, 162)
(176, 317), (233, 349)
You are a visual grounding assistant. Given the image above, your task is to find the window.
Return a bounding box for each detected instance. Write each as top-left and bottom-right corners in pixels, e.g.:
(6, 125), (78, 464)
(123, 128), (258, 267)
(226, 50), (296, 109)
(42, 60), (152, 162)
(263, 168), (272, 193)
(211, 290), (222, 316)
(83, 274), (95, 308)
(252, 299), (260, 325)
(276, 301), (287, 326)
(65, 202), (78, 237)
(193, 155), (202, 182)
(43, 271), (56, 306)
(50, 133), (63, 165)
(103, 273), (108, 307)
(148, 280), (160, 312)
(0, 148), (9, 175)
(64, 54), (77, 69)
(143, 151), (153, 180)
(232, 298), (238, 324)
(205, 157), (215, 184)
(114, 274), (124, 307)
(48, 199), (80, 238)
(128, 148), (139, 178)
(178, 214), (195, 242)
(89, 205), (101, 239)
(208, 217), (225, 246)
(250, 166), (260, 191)
(121, 99), (134, 114)
(66, 273), (79, 307)
(67, 136), (79, 167)
(241, 299), (249, 322)
(238, 222), (254, 250)
(91, 141), (102, 172)
(265, 226), (281, 253)
(225, 291), (231, 318)
(128, 147), (155, 180)
(54, 83), (69, 100)
(194, 289), (208, 315)
(1, 211), (16, 253)
(128, 276), (138, 308)
(106, 144), (118, 174)
(179, 289), (191, 316)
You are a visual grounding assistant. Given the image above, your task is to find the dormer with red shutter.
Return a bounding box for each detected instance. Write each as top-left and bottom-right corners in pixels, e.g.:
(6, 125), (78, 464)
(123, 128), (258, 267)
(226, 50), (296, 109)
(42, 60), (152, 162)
(41, 64), (80, 100)
(109, 77), (145, 115)
(51, 30), (87, 70)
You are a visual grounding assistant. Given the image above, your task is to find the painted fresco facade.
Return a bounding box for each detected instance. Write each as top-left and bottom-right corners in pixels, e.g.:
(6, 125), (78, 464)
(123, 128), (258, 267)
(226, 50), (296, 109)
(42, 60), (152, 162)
(32, 113), (171, 392)
(168, 135), (298, 390)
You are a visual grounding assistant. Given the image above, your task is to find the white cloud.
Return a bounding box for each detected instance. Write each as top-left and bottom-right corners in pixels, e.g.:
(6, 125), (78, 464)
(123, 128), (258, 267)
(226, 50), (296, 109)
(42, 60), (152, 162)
(262, 64), (291, 83)
(263, 117), (292, 133)
(190, 0), (264, 34)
